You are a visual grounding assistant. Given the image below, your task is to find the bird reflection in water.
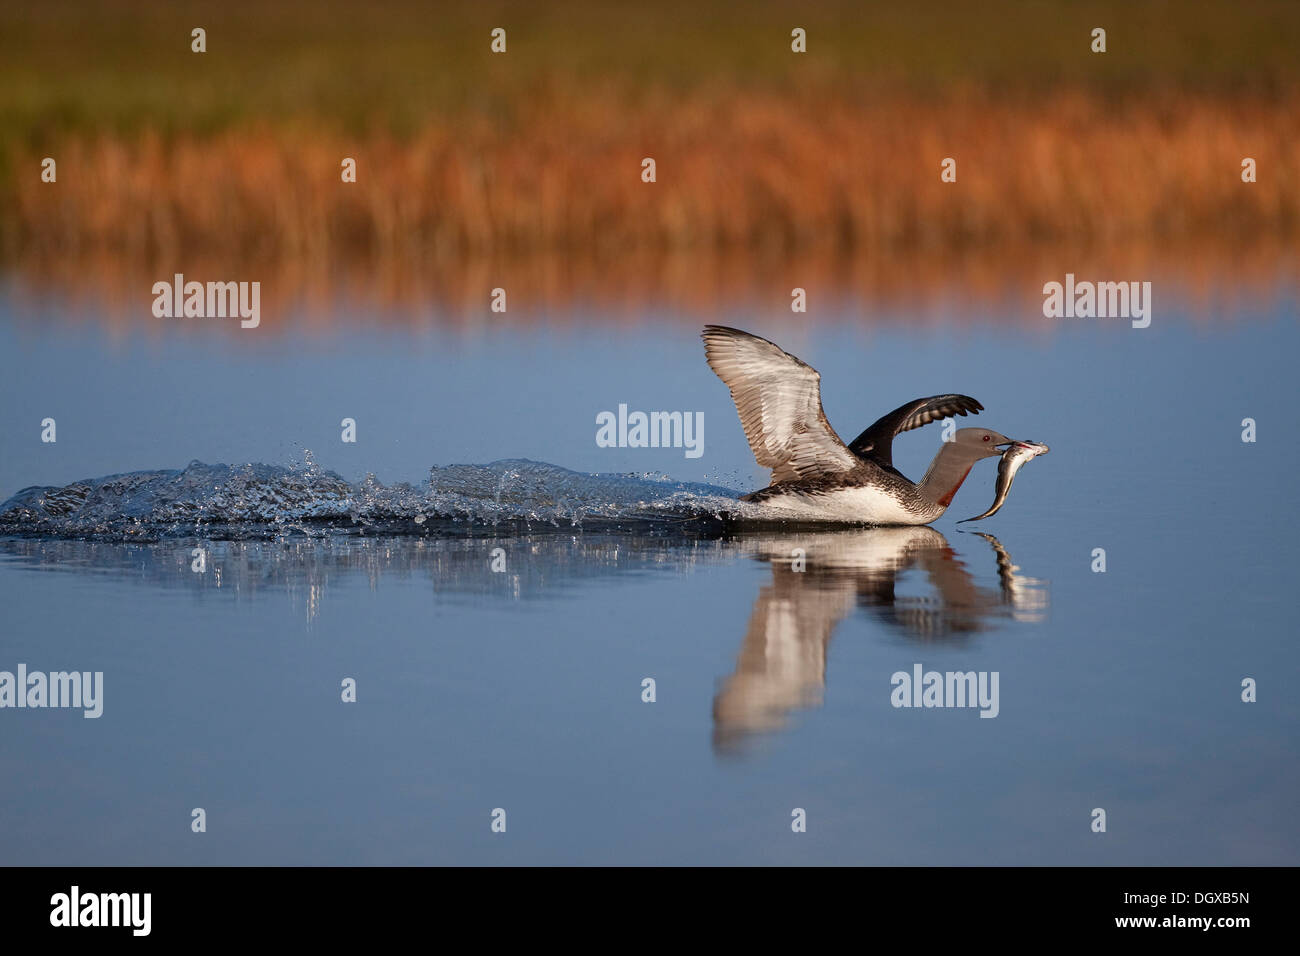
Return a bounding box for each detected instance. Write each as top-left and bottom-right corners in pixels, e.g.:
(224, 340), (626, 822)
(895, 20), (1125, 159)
(712, 528), (1047, 754)
(0, 526), (1046, 757)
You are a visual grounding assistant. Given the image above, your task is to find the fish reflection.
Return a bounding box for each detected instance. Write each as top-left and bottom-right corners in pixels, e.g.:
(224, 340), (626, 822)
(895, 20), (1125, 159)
(712, 528), (1048, 754)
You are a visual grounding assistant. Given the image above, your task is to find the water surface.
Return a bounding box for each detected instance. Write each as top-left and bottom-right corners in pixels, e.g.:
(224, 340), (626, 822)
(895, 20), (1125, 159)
(0, 294), (1296, 864)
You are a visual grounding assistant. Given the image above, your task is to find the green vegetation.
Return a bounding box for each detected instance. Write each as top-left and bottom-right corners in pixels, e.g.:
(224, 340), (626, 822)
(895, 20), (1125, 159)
(2, 0), (1298, 144)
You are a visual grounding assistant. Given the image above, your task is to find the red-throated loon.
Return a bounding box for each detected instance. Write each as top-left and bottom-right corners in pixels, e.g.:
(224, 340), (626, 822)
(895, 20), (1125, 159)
(703, 325), (1013, 525)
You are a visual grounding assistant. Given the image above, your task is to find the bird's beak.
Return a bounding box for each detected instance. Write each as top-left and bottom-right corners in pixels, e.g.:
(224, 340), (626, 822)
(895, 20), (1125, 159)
(1001, 440), (1050, 455)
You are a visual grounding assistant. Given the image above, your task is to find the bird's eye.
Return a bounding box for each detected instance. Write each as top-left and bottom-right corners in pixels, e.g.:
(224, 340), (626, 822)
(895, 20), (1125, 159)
(982, 435), (991, 442)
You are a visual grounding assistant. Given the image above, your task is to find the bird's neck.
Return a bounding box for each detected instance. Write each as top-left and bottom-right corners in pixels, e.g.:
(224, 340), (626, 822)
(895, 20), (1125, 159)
(917, 444), (981, 508)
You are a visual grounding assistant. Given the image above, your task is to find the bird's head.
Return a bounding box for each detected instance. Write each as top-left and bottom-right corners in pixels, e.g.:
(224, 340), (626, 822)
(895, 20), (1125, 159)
(952, 427), (1013, 459)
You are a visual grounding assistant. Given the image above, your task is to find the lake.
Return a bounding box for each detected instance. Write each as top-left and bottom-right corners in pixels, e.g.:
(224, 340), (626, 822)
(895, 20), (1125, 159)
(0, 286), (1296, 865)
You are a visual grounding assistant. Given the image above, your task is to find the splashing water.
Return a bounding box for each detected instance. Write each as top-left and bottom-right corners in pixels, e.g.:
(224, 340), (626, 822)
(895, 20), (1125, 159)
(0, 458), (754, 541)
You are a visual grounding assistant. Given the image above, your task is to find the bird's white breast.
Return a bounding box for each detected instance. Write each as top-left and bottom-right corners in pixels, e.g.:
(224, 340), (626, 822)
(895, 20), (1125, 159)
(752, 485), (928, 525)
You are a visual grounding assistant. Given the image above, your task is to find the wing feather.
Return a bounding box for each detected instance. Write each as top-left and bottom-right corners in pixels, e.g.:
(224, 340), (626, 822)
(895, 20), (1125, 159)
(847, 395), (983, 467)
(702, 326), (859, 484)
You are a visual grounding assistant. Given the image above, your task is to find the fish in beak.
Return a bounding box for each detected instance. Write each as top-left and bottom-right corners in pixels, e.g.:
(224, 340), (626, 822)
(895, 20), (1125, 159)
(959, 440), (1050, 522)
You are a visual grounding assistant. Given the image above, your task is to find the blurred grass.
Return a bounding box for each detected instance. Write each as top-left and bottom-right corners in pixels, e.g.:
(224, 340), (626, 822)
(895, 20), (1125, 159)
(1, 0), (1297, 292)
(9, 92), (1297, 260)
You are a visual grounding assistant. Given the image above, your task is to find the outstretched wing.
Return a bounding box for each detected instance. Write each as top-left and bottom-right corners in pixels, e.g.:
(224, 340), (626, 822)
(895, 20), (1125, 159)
(702, 325), (860, 484)
(847, 394), (983, 467)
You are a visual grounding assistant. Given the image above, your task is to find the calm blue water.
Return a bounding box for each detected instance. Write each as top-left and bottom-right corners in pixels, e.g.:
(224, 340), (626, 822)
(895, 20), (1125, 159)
(0, 291), (1296, 864)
